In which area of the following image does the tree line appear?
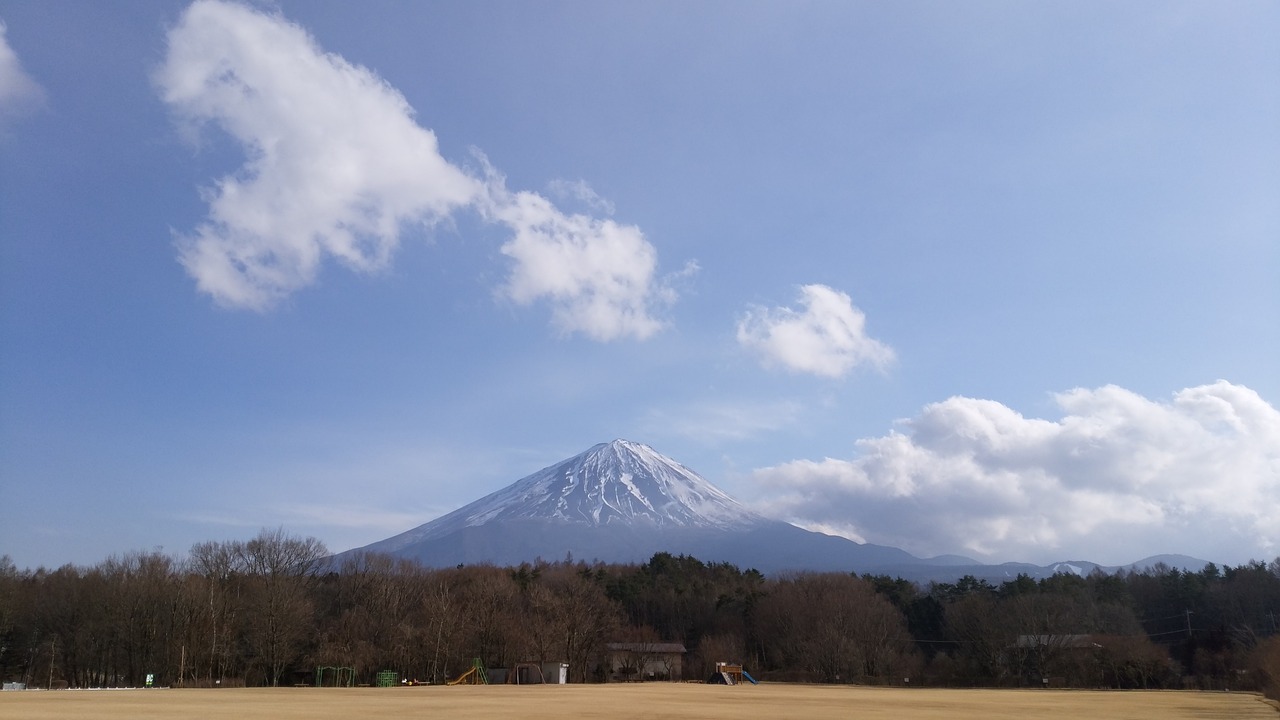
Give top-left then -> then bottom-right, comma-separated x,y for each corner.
2,529 -> 1278,699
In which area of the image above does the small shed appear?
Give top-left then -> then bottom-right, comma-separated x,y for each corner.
541,662 -> 569,684
606,642 -> 687,682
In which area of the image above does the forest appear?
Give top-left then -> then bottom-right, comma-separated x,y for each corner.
2,528 -> 1278,700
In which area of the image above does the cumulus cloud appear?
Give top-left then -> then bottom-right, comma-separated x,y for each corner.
480,163 -> 672,341
156,0 -> 480,309
157,0 -> 674,340
0,20 -> 45,123
738,284 -> 894,378
751,381 -> 1280,565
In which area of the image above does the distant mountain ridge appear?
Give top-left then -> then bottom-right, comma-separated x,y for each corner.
341,440 -> 1211,582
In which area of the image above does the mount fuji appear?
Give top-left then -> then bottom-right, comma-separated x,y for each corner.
343,439 -> 958,574
341,440 -> 1210,580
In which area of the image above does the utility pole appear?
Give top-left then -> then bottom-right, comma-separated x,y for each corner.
1185,609 -> 1193,638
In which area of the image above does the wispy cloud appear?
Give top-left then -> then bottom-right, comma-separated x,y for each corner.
642,398 -> 803,444
277,503 -> 431,533
157,0 -> 675,341
0,20 -> 45,125
176,505 -> 434,556
172,437 -> 499,550
738,284 -> 894,378
751,381 -> 1280,565
547,178 -> 616,216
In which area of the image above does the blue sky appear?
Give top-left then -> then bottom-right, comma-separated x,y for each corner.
1,0 -> 1277,570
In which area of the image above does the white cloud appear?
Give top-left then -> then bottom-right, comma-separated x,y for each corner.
157,0 -> 676,341
737,284 -> 894,378
480,162 -> 671,341
0,20 -> 45,123
156,0 -> 480,309
751,381 -> 1280,566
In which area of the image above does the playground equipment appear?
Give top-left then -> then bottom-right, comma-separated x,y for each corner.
506,663 -> 546,684
447,657 -> 489,685
314,666 -> 355,687
708,662 -> 759,685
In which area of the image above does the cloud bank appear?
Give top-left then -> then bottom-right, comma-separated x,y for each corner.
738,284 -> 894,378
157,0 -> 670,340
752,381 -> 1280,566
0,20 -> 45,123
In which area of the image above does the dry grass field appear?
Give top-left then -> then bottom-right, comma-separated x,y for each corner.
2,683 -> 1276,720
2,681 -> 1280,717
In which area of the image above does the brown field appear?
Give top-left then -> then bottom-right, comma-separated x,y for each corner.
1,683 -> 1276,720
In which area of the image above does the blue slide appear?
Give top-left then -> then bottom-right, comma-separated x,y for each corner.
741,670 -> 759,685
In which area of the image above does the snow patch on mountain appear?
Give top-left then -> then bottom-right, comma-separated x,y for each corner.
375,440 -> 766,552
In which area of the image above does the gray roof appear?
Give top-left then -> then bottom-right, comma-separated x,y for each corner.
606,642 -> 687,654
1014,634 -> 1101,649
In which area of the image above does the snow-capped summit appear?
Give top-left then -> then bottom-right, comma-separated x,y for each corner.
370,440 -> 765,554
465,439 -> 763,529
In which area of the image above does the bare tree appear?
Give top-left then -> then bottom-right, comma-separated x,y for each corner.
758,573 -> 913,684
522,581 -> 564,666
0,556 -> 19,672
944,591 -> 1013,685
547,566 -> 621,682
187,540 -> 242,684
693,632 -> 745,681
456,566 -> 519,671
1247,635 -> 1280,701
1096,634 -> 1177,688
420,572 -> 461,683
108,552 -> 184,686
236,529 -> 327,686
